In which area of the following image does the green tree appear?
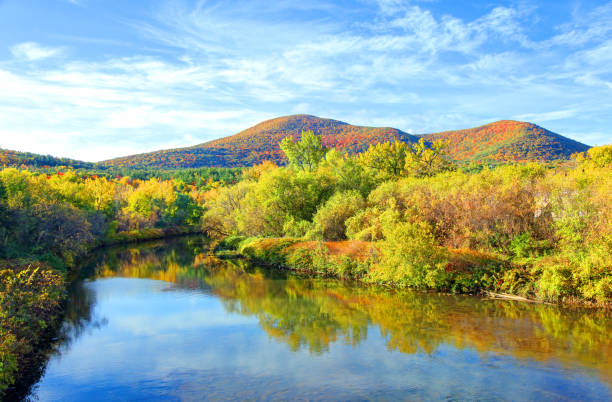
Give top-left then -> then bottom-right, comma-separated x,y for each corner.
235,168 -> 334,236
371,217 -> 450,289
358,141 -> 409,176
405,138 -> 454,177
574,144 -> 612,168
322,149 -> 378,197
280,130 -> 327,171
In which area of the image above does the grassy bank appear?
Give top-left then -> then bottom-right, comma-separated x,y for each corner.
218,236 -> 610,308
102,226 -> 204,246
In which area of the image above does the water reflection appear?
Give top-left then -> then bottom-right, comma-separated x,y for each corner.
34,237 -> 612,400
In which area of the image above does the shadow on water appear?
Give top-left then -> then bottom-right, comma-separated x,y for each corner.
22,236 -> 612,400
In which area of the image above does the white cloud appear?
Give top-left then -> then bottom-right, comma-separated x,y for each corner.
544,1 -> 612,47
10,42 -> 63,60
1,0 -> 612,160
514,109 -> 579,123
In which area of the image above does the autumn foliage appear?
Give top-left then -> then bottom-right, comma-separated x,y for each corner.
205,139 -> 611,306
101,115 -> 590,169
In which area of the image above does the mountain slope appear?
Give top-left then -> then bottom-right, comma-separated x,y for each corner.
423,120 -> 590,162
103,115 -> 419,168
101,115 -> 590,168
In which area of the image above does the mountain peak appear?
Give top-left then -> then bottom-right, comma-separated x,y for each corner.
427,119 -> 589,161
226,114 -> 350,141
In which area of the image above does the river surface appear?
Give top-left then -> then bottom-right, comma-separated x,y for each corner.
28,237 -> 611,401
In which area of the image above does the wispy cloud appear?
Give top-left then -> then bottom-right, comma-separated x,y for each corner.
515,109 -> 579,123
0,0 -> 611,161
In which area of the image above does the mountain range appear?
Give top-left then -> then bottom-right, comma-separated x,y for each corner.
101,115 -> 590,168
1,115 -> 591,169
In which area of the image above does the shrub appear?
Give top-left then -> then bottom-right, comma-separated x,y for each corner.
216,235 -> 247,251
346,207 -> 385,241
509,232 -> 535,258
282,218 -> 312,238
369,220 -> 450,289
311,190 -> 365,241
0,264 -> 64,396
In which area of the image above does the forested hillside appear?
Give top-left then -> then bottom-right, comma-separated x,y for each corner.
102,115 -> 418,168
3,116 -> 591,170
102,115 -> 591,168
423,120 -> 590,162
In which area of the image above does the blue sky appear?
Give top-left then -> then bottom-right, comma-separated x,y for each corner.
0,0 -> 611,161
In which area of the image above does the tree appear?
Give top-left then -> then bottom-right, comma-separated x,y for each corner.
322,149 -> 377,197
280,130 -> 327,171
126,178 -> 177,227
0,180 -> 9,257
358,141 -> 409,176
405,138 -> 454,177
32,203 -> 93,265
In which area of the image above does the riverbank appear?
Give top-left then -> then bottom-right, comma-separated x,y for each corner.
0,229 -> 205,399
0,260 -> 65,398
218,236 -> 611,309
101,226 -> 203,247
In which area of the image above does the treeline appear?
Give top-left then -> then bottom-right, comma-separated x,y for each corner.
205,132 -> 611,305
0,169 -> 221,266
2,158 -> 243,191
0,148 -> 96,169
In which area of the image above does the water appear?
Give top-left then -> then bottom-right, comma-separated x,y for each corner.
28,237 -> 611,401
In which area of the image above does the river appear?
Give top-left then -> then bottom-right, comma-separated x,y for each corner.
27,237 -> 611,401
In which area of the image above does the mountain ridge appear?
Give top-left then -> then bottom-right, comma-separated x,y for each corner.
101,115 -> 590,168
421,119 -> 590,162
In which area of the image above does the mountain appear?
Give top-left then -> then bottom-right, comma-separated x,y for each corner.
423,120 -> 590,162
98,115 -> 590,168
0,148 -> 95,169
102,115 -> 419,168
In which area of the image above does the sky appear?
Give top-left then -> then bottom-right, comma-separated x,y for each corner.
0,0 -> 611,162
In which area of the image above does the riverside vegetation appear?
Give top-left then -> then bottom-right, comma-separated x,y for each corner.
0,132 -> 610,397
0,168 -> 218,396
205,132 -> 611,307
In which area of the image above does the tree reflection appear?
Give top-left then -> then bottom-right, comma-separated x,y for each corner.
65,237 -> 612,386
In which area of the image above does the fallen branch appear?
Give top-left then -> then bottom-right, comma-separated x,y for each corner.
484,291 -> 553,305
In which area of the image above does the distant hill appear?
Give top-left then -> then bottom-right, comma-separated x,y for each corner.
423,120 -> 590,162
102,115 -> 590,169
0,148 -> 95,169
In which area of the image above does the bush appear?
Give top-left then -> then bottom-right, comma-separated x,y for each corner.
0,264 -> 64,396
216,235 -> 247,251
311,190 -> 365,241
509,232 -> 535,258
369,219 -> 450,289
234,168 -> 335,237
346,206 -> 385,241
282,218 -> 312,238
